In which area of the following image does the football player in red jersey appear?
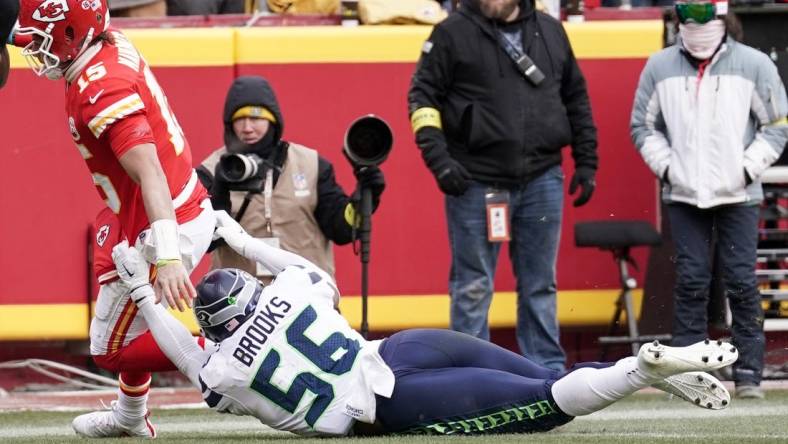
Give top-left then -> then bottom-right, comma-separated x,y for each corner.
15,0 -> 216,438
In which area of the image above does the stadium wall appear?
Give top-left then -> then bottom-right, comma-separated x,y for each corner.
0,22 -> 663,340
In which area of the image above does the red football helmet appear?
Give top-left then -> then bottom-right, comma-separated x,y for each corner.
16,0 -> 109,78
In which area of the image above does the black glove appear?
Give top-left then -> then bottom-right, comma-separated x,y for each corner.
416,127 -> 470,196
569,166 -> 596,207
744,169 -> 753,186
353,165 -> 386,212
210,163 -> 232,213
430,155 -> 471,196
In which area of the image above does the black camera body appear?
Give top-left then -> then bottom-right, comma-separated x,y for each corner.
218,153 -> 265,192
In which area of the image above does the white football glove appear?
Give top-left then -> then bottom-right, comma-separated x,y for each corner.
111,240 -> 153,303
213,210 -> 252,255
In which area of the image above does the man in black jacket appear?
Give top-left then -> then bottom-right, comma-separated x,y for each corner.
408,0 -> 598,370
0,0 -> 18,89
199,76 -> 385,279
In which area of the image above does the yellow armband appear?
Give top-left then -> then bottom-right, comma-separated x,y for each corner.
768,116 -> 787,126
410,107 -> 443,133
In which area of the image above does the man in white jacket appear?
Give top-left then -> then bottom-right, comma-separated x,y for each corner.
630,0 -> 788,399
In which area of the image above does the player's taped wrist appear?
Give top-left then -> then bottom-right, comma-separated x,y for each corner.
151,219 -> 181,262
129,283 -> 155,306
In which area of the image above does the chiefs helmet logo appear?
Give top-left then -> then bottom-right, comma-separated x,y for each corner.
96,224 -> 111,247
32,0 -> 70,23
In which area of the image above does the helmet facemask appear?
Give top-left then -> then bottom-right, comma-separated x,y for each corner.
16,27 -> 62,79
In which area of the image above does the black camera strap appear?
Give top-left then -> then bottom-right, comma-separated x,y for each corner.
496,30 -> 545,86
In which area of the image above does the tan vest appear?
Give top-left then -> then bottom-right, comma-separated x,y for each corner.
202,143 -> 335,278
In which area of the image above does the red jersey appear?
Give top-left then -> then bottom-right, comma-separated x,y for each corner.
65,30 -> 206,241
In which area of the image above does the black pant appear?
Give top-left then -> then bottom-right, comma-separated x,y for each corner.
667,203 -> 764,386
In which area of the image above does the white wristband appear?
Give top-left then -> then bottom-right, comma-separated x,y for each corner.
151,219 -> 181,261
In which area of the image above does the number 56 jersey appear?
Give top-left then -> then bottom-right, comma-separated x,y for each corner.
198,266 -> 396,437
64,29 -> 206,241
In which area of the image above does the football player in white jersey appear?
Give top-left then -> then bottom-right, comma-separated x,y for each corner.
108,210 -> 740,437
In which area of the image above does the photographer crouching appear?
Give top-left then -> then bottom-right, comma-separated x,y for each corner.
198,76 -> 385,279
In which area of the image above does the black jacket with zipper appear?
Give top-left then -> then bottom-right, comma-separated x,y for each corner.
408,0 -> 598,185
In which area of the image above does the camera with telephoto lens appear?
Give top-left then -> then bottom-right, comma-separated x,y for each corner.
217,153 -> 265,192
343,115 -> 393,168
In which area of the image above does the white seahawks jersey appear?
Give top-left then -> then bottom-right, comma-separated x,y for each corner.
197,265 -> 395,436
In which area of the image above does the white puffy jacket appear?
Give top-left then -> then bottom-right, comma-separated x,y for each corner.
631,38 -> 788,208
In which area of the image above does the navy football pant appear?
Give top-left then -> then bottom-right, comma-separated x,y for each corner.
368,329 -> 607,435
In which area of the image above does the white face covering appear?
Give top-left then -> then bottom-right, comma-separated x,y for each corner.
679,19 -> 726,60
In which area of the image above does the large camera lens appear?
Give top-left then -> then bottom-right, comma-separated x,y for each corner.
344,115 -> 393,167
220,153 -> 261,182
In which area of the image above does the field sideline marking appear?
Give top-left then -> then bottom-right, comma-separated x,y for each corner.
575,404 -> 788,421
557,432 -> 788,440
3,405 -> 787,439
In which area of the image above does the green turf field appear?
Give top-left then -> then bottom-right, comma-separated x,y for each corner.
2,391 -> 787,443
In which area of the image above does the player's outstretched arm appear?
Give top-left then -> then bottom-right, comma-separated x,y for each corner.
214,210 -> 336,286
111,241 -> 207,387
118,143 -> 196,312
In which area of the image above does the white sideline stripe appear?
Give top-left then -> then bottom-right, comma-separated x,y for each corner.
558,432 -> 788,440
577,404 -> 788,421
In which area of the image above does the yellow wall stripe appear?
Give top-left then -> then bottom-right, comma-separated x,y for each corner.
563,20 -> 664,60
236,21 -> 662,64
0,304 -> 90,340
124,28 -> 236,66
0,289 -> 641,340
235,25 -> 431,64
339,289 -> 643,330
8,21 -> 661,69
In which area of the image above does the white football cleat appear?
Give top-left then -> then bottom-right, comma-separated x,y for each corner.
653,371 -> 731,410
638,339 -> 738,379
72,401 -> 156,439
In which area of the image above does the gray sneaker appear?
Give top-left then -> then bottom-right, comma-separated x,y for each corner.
735,384 -> 765,399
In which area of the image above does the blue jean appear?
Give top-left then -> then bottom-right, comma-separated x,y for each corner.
667,203 -> 764,386
445,166 -> 566,370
